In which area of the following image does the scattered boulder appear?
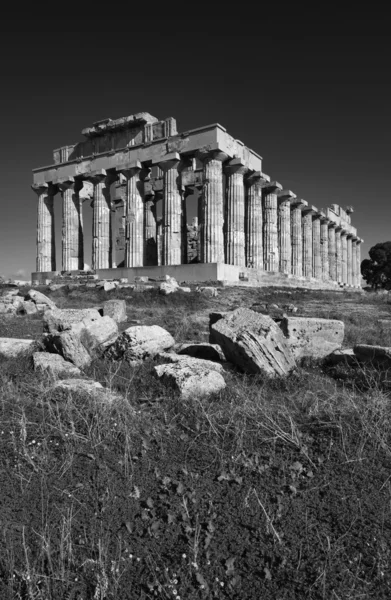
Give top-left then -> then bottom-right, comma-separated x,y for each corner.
158,352 -> 224,373
0,304 -> 16,315
107,325 -> 175,362
283,304 -> 298,313
179,286 -> 191,293
279,317 -> 344,360
102,281 -> 116,292
210,308 -> 296,377
103,299 -> 127,323
20,300 -> 38,315
45,330 -> 92,369
79,316 -> 119,352
135,276 -> 149,283
52,379 -> 124,404
27,289 -> 56,309
159,277 -> 180,295
33,352 -> 81,377
48,284 -> 67,292
0,338 -> 35,359
176,342 -> 226,362
209,312 -> 229,331
154,360 -> 226,399
198,286 -> 218,297
43,308 -> 101,334
354,345 -> 391,368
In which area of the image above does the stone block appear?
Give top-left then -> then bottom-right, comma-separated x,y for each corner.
0,338 -> 35,359
279,317 -> 344,360
154,360 -> 226,399
20,301 -> 38,315
135,276 -> 149,283
79,316 -> 119,353
157,352 -> 224,373
53,378 -> 123,403
103,281 -> 117,292
210,308 -> 296,377
27,290 -> 56,309
43,308 -> 101,334
103,299 -> 127,323
107,325 -> 175,362
198,286 -> 218,297
33,352 -> 81,377
45,331 -> 92,369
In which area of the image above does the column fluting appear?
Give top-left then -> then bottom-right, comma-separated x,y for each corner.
32,183 -> 57,272
90,170 -> 115,270
312,213 -> 322,279
225,159 -> 247,266
341,232 -> 348,285
263,182 -> 282,272
245,172 -> 264,269
347,235 -> 353,286
320,216 -> 329,280
302,208 -> 314,278
328,224 -> 337,281
59,177 -> 84,271
291,199 -> 307,277
335,228 -> 343,284
158,153 -> 183,266
198,151 -> 227,263
278,190 -> 296,274
117,162 -> 144,268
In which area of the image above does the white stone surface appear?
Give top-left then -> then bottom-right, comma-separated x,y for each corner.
210,308 -> 296,376
279,317 -> 344,360
27,289 -> 56,309
43,308 -> 101,334
158,352 -> 224,372
108,325 -> 175,361
0,338 -> 35,359
103,299 -> 127,323
33,352 -> 81,377
80,316 -> 119,352
154,361 -> 226,399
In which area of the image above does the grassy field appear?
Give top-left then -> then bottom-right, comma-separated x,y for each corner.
1,284 -> 391,599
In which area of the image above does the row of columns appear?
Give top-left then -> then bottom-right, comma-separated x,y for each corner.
33,152 -> 362,287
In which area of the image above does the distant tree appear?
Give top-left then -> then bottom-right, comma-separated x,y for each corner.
361,241 -> 391,289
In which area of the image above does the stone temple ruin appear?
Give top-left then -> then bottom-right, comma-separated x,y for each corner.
32,112 -> 363,288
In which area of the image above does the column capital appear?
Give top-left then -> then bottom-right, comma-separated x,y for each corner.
195,148 -> 228,163
291,198 -> 308,210
263,181 -> 283,193
277,189 -> 297,202
57,176 -> 83,193
225,158 -> 248,176
245,170 -> 270,185
32,182 -> 58,196
116,160 -> 142,177
302,204 -> 317,216
153,151 -> 181,171
87,169 -> 117,186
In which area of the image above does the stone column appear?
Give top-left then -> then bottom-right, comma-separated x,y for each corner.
341,231 -> 348,285
291,199 -> 307,277
277,190 -> 296,274
335,227 -> 343,284
245,172 -> 264,269
158,152 -> 183,266
312,213 -> 322,280
143,188 -> 158,266
347,235 -> 353,286
320,215 -> 329,280
198,150 -> 227,263
117,161 -> 144,268
58,177 -> 84,271
328,223 -> 337,281
302,207 -> 315,278
225,158 -> 247,266
32,183 -> 57,272
356,238 -> 362,287
263,182 -> 282,272
352,238 -> 358,288
89,170 -> 116,270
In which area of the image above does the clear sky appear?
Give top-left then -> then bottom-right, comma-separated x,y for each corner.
1,13 -> 390,279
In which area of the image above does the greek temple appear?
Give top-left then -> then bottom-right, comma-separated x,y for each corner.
31,112 -> 362,288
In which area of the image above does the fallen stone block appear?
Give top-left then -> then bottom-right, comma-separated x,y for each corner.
279,317 -> 344,360
0,338 -> 35,359
20,301 -> 38,315
210,308 -> 296,377
52,379 -> 125,404
179,286 -> 191,293
103,281 -> 117,292
176,342 -> 226,362
209,312 -> 229,332
103,299 -> 127,323
45,330 -> 92,369
135,276 -> 149,283
134,284 -> 155,292
354,345 -> 391,368
0,303 -> 16,315
159,280 -> 180,295
79,316 -> 119,353
157,352 -> 224,373
27,289 -> 56,309
33,352 -> 81,377
198,286 -> 218,297
107,325 -> 175,362
154,361 -> 226,399
43,308 -> 101,334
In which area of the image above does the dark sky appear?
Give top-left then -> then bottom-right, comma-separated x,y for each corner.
1,14 -> 390,278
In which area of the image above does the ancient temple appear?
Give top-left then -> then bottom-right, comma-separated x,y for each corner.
31,112 -> 362,288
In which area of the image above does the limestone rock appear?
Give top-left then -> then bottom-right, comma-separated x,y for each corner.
279,317 -> 344,360
210,308 -> 296,376
159,277 -> 180,295
45,331 -> 92,369
179,286 -> 191,293
27,289 -> 56,309
135,276 -> 149,283
20,300 -> 38,315
354,344 -> 391,368
0,303 -> 16,315
33,352 -> 81,377
209,312 -> 229,332
198,286 -> 218,297
52,378 -> 124,404
176,342 -> 226,362
79,316 -> 119,352
43,308 -> 101,334
108,325 -> 175,361
0,338 -> 35,359
103,299 -> 127,323
154,361 -> 226,399
103,281 -> 116,292
158,352 -> 224,373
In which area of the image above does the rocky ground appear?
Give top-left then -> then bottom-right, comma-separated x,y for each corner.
0,282 -> 391,599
